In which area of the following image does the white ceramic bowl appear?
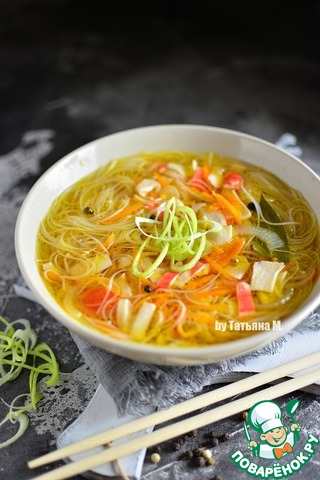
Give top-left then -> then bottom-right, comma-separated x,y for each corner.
15,125 -> 320,365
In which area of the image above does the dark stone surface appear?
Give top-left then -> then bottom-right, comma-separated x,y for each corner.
1,2 -> 320,479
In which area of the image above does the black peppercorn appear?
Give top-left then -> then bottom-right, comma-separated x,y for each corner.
247,202 -> 256,212
177,435 -> 186,444
83,207 -> 94,215
172,441 -> 182,451
192,448 -> 203,457
179,450 -> 193,460
149,445 -> 161,454
191,456 -> 206,467
144,285 -> 153,293
210,436 -> 219,447
219,432 -> 230,442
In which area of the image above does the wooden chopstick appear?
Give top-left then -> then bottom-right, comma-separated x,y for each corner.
28,351 -> 320,480
30,364 -> 320,480
29,350 -> 320,470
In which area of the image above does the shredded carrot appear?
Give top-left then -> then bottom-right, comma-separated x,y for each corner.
103,232 -> 115,248
132,291 -> 172,311
202,163 -> 210,180
184,273 -> 217,290
208,244 -> 225,257
207,203 -> 221,212
153,174 -> 170,187
102,203 -> 143,223
222,189 -> 242,208
97,233 -> 115,252
153,293 -> 175,308
148,190 -> 158,199
45,271 -> 62,283
189,187 -> 216,203
211,191 -> 243,224
220,238 -> 246,265
205,257 -> 237,281
205,237 -> 245,268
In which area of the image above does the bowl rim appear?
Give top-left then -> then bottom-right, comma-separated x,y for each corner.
14,124 -> 320,362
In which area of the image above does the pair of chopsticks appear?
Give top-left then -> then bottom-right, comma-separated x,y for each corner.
29,351 -> 320,480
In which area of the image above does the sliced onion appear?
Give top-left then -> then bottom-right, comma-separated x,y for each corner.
235,225 -> 284,251
0,413 -> 29,449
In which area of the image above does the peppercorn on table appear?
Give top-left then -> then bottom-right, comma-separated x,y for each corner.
1,2 -> 320,480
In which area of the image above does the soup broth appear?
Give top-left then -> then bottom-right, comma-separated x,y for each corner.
36,151 -> 320,346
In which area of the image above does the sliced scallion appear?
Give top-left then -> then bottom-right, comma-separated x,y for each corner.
133,197 -> 222,277
0,316 -> 59,449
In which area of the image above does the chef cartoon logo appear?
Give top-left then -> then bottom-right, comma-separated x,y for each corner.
245,399 -> 301,460
230,398 -> 320,478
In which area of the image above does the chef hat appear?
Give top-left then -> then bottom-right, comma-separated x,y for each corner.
248,401 -> 284,433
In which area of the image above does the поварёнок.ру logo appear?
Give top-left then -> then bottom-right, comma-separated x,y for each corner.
230,399 -> 319,478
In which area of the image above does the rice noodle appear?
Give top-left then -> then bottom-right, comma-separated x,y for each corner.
36,151 -> 320,347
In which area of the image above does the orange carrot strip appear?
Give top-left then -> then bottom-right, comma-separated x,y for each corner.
189,186 -> 216,203
102,203 -> 143,223
102,232 -> 115,249
222,189 -> 242,207
45,271 -> 62,283
153,174 -> 170,187
184,273 -> 217,291
209,244 -> 225,257
148,190 -> 158,199
208,203 -> 221,212
205,257 -> 237,281
133,291 -> 173,311
205,237 -> 245,267
211,191 -> 243,225
153,293 -> 175,307
97,233 -> 116,252
202,163 -> 210,180
219,238 -> 245,265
